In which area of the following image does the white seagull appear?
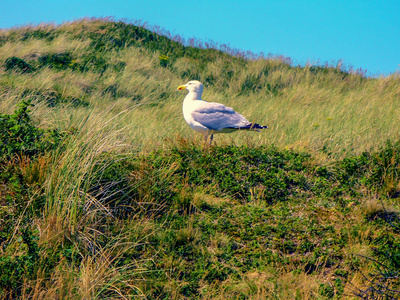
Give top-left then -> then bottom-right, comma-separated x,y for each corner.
177,80 -> 268,143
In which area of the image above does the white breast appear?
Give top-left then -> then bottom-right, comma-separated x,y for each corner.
182,95 -> 210,135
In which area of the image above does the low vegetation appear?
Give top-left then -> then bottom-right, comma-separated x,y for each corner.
0,18 -> 399,299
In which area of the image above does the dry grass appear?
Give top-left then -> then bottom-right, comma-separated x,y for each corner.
1,19 -> 400,299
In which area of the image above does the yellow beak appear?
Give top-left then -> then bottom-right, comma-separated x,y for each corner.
177,85 -> 186,90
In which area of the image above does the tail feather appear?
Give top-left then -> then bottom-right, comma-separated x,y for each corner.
240,123 -> 268,131
223,123 -> 268,133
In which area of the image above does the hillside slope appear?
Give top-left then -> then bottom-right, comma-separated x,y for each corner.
0,19 -> 399,299
1,18 -> 400,155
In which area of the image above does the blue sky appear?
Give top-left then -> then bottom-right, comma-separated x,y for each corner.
1,0 -> 399,76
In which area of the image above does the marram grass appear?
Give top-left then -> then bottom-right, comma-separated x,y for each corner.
0,18 -> 399,299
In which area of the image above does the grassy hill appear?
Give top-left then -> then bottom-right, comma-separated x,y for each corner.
0,18 -> 399,299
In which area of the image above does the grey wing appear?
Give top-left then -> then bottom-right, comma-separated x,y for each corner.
191,103 -> 250,131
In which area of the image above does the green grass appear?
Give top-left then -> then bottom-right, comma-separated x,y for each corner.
0,18 -> 399,299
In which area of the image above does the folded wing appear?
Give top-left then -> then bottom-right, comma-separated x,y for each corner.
191,102 -> 252,131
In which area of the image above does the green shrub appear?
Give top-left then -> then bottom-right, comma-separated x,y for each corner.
159,55 -> 170,68
4,57 -> 35,73
20,28 -> 58,41
336,140 -> 400,196
90,145 -> 314,216
0,100 -> 64,159
318,283 -> 334,298
79,52 -> 109,73
367,140 -> 400,193
0,229 -> 40,298
38,52 -> 73,70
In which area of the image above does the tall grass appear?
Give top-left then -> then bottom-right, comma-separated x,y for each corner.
44,105 -> 128,232
1,19 -> 399,156
0,18 -> 399,299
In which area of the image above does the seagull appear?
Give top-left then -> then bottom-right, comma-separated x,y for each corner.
177,80 -> 268,144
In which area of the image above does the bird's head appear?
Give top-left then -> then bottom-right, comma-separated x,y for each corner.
177,80 -> 203,94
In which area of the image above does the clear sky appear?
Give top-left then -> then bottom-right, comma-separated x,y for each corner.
1,0 -> 399,76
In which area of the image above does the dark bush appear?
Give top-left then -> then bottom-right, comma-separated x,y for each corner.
38,52 -> 73,70
0,100 -> 64,159
79,53 -> 109,74
0,229 -> 40,298
335,140 -> 400,195
4,57 -> 35,73
20,28 -> 58,41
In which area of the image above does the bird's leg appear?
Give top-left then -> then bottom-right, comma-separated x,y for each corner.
209,134 -> 214,145
204,134 -> 209,143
